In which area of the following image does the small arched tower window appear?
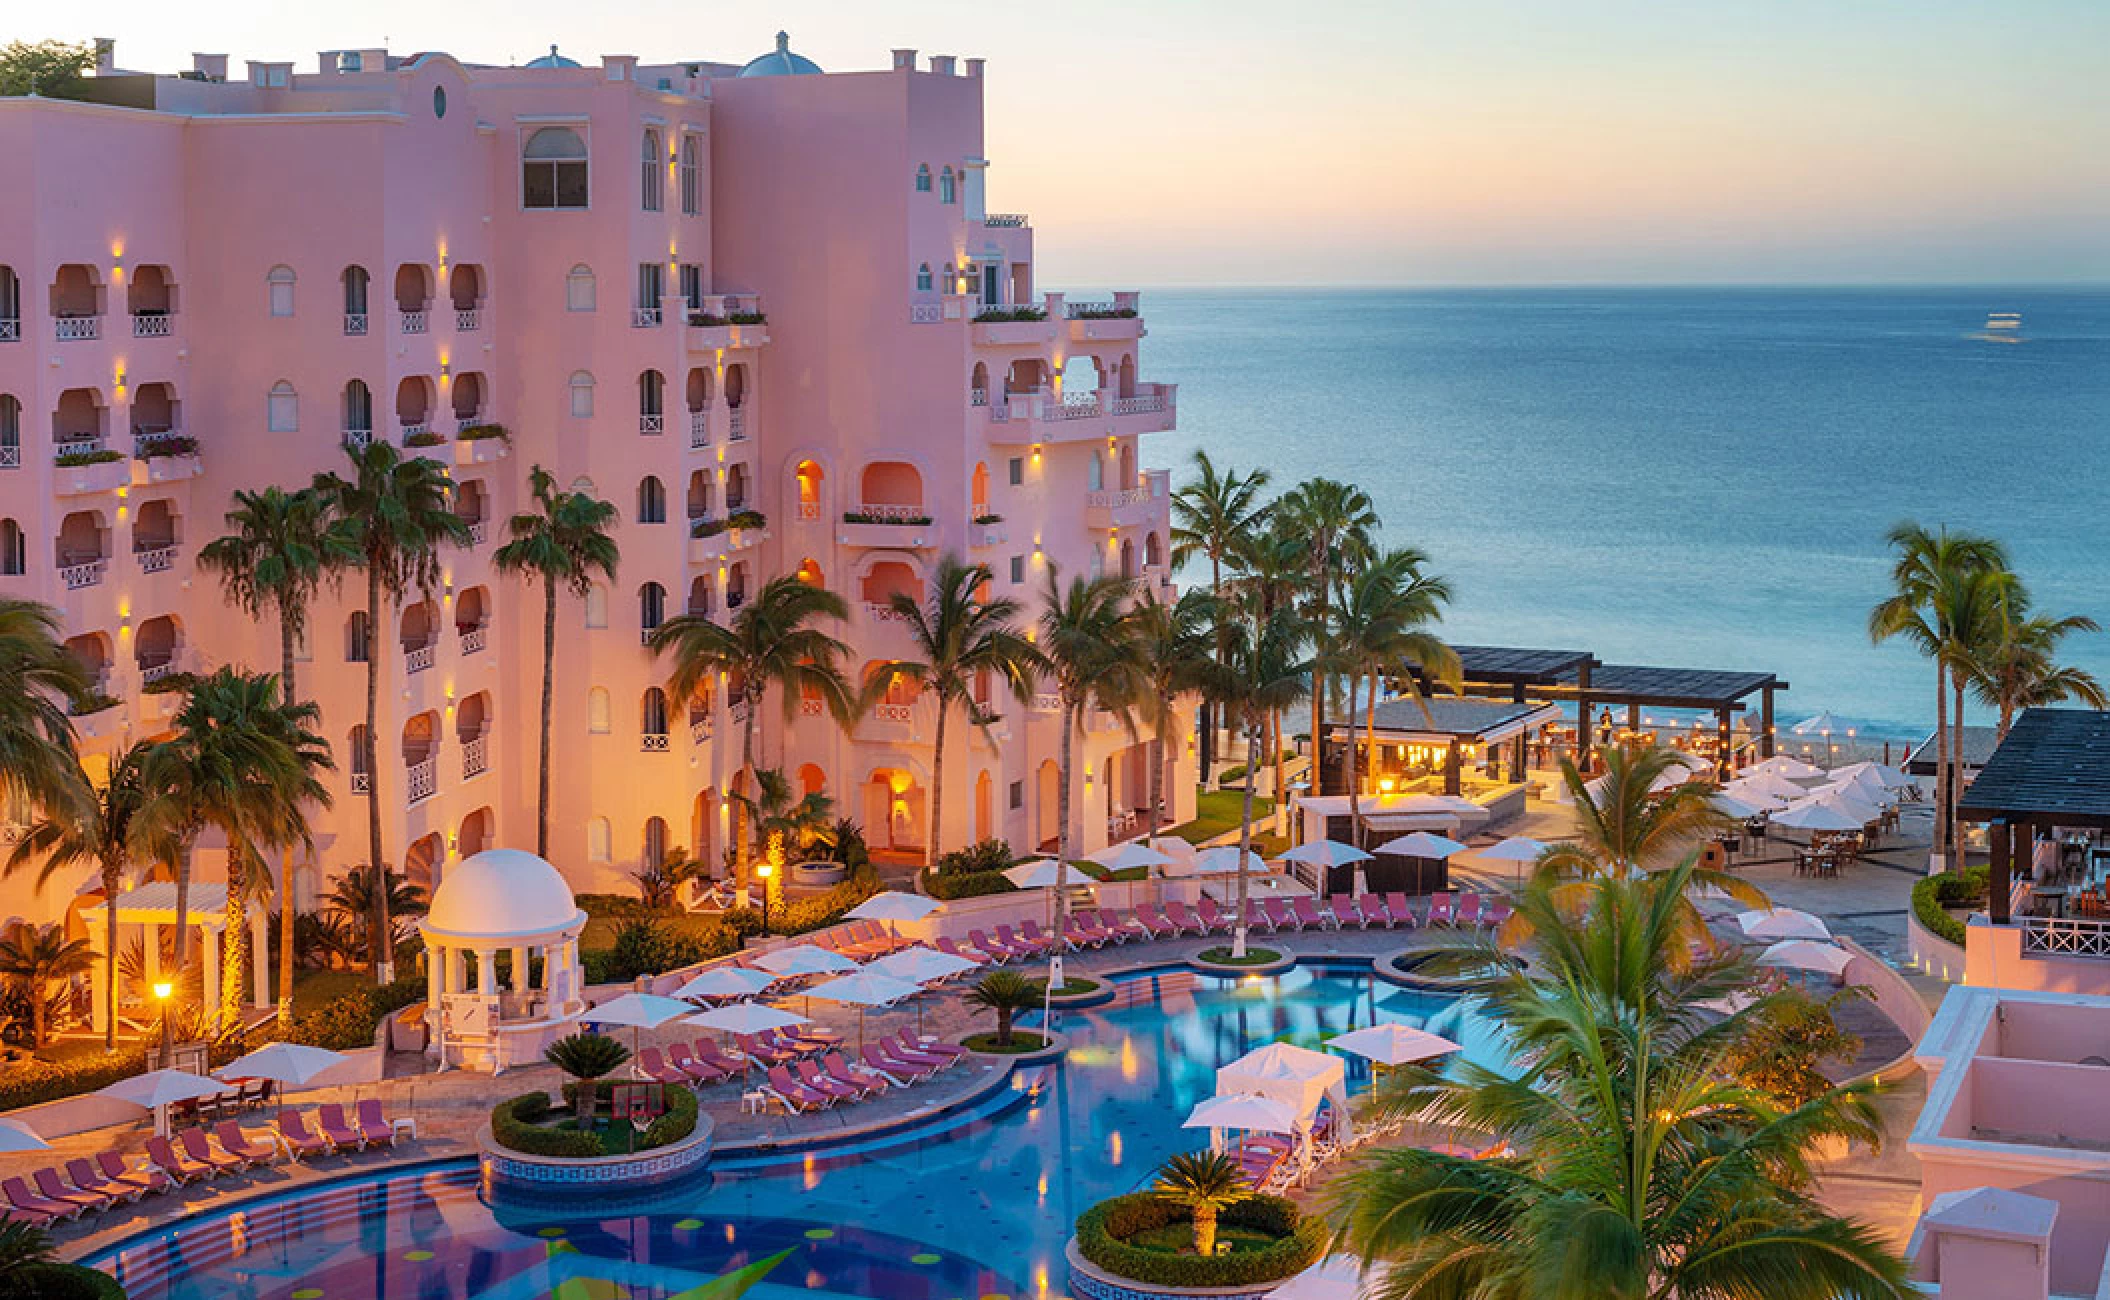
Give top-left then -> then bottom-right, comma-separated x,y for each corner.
915,163 -> 931,193
916,263 -> 932,292
267,265 -> 296,317
523,126 -> 589,209
566,264 -> 596,312
640,128 -> 664,211
939,166 -> 956,204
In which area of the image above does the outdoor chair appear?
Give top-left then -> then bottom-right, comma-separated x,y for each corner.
935,935 -> 990,964
1098,909 -> 1143,943
144,1136 -> 214,1184
1164,902 -> 1208,936
65,1159 -> 141,1205
737,1033 -> 797,1067
667,1042 -> 727,1085
1384,892 -> 1416,928
274,1109 -> 333,1160
1195,898 -> 1232,933
795,1058 -> 865,1102
898,1031 -> 967,1061
1242,900 -> 1272,934
1356,894 -> 1393,928
694,1040 -> 748,1076
178,1126 -> 247,1176
316,1104 -> 367,1152
861,1044 -> 928,1084
638,1047 -> 692,1087
879,1035 -> 951,1072
33,1167 -> 113,1215
1262,899 -> 1299,932
997,923 -> 1053,957
1331,896 -> 1363,929
967,928 -> 1020,962
1018,920 -> 1065,952
1455,894 -> 1483,927
825,1052 -> 891,1095
97,1150 -> 171,1196
1426,892 -> 1456,926
1062,915 -> 1102,948
2,1176 -> 78,1222
1132,905 -> 1180,939
764,1065 -> 832,1112
1291,897 -> 1333,930
214,1119 -> 278,1167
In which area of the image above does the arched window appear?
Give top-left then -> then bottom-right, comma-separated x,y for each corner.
267,265 -> 296,317
638,369 -> 664,432
639,582 -> 666,635
345,610 -> 371,662
523,126 -> 589,209
637,475 -> 666,524
587,687 -> 611,734
587,816 -> 611,862
640,128 -> 663,211
0,519 -> 24,575
642,688 -> 669,736
0,394 -> 19,464
939,166 -> 956,204
565,264 -> 596,312
267,381 -> 299,433
915,263 -> 932,292
1087,452 -> 1104,492
642,816 -> 668,868
342,380 -> 372,438
584,582 -> 607,628
568,371 -> 595,418
342,265 -> 369,320
916,163 -> 933,193
679,135 -> 703,215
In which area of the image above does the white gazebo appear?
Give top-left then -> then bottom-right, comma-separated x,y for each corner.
419,848 -> 588,1073
1217,1041 -> 1355,1147
78,883 -> 269,1035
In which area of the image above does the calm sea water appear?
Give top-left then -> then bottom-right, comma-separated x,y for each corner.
1140,286 -> 2110,738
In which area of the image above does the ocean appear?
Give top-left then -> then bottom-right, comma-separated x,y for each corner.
1137,286 -> 2110,741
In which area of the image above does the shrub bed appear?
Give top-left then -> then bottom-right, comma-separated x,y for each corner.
1,1261 -> 127,1300
1077,1193 -> 1324,1288
55,449 -> 124,467
921,868 -> 1016,901
1912,864 -> 1989,947
260,974 -> 426,1052
1197,947 -> 1282,967
961,1030 -> 1048,1054
490,1084 -> 699,1159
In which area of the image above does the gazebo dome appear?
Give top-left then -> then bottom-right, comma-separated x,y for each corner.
425,848 -> 582,941
525,45 -> 581,69
738,31 -> 822,78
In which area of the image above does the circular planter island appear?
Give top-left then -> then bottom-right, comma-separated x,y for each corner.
1067,1192 -> 1327,1300
1191,947 -> 1292,977
480,1084 -> 715,1194
789,859 -> 848,888
954,1025 -> 1068,1063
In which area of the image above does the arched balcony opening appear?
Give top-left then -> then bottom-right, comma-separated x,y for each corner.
0,519 -> 24,576
56,511 -> 107,585
341,265 -> 370,334
689,790 -> 718,875
449,264 -> 485,330
725,562 -> 749,610
1118,441 -> 1138,490
135,615 -> 181,683
1119,536 -> 1136,580
342,380 -> 374,446
1144,531 -> 1165,571
456,586 -> 490,652
794,459 -> 824,521
797,764 -> 827,798
1,393 -> 19,465
128,265 -> 176,335
451,371 -> 485,425
1117,353 -> 1137,400
64,633 -> 111,696
0,266 -> 20,338
639,581 -> 666,641
686,470 -> 714,523
971,462 -> 991,518
54,388 -> 107,452
401,711 -> 440,804
1005,359 -> 1047,397
453,478 -> 488,542
395,376 -> 435,441
724,364 -> 748,440
861,559 -> 921,623
457,692 -> 491,777
393,263 -> 433,332
403,832 -> 443,891
400,598 -> 440,674
51,264 -> 103,339
858,462 -> 924,521
970,362 -> 990,407
641,688 -> 670,751
794,557 -> 824,587
459,807 -> 494,858
684,368 -> 714,444
1059,354 -> 1104,401
133,498 -> 179,565
686,575 -> 715,619
862,767 -> 926,856
129,382 -> 181,444
725,464 -> 750,512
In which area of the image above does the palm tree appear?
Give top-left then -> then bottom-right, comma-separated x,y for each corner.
196,485 -> 352,1026
313,440 -> 469,981
1152,1151 -> 1252,1258
138,668 -> 333,1027
1869,523 -> 2008,870
1330,550 -> 1460,843
324,864 -> 427,962
1037,570 -> 1147,974
869,555 -> 1041,867
1170,452 -> 1271,773
0,922 -> 95,1049
1211,607 -> 1314,958
1230,521 -> 1315,821
1327,866 -> 1908,1300
1127,590 -> 1217,848
962,969 -> 1044,1047
493,464 -> 621,857
649,575 -> 856,889
0,599 -> 91,825
1964,595 -> 2106,739
733,768 -> 836,872
3,744 -> 169,1048
1276,478 -> 1377,796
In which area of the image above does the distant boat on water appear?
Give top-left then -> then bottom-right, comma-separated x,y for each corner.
1974,311 -> 2025,343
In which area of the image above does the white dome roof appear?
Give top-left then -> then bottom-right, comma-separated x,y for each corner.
423,848 -> 583,941
739,31 -> 822,78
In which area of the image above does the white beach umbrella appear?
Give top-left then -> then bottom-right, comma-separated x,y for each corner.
1277,840 -> 1373,869
1327,1023 -> 1462,1066
586,992 -> 694,1029
1149,836 -> 1198,863
1771,801 -> 1865,833
1469,835 -> 1547,883
846,891 -> 942,924
1696,991 -> 1761,1016
97,1069 -> 229,1111
1748,755 -> 1824,780
1089,841 -> 1178,873
1003,858 -> 1096,890
687,1002 -> 809,1035
672,966 -> 778,1001
807,970 -> 924,1051
1195,845 -> 1270,875
870,947 -> 977,985
1758,940 -> 1855,976
1709,792 -> 1768,819
1735,907 -> 1832,942
216,1042 -> 348,1088
0,1121 -> 50,1153
1815,769 -> 1894,804
1728,771 -> 1809,803
1377,831 -> 1468,859
753,944 -> 860,977
1815,790 -> 1886,824
1834,760 -> 1914,789
1183,1092 -> 1301,1135
1792,712 -> 1845,736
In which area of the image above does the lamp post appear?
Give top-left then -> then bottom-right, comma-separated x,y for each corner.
755,861 -> 773,937
152,980 -> 173,1068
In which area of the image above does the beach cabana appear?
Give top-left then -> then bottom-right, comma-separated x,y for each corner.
1217,1041 -> 1354,1148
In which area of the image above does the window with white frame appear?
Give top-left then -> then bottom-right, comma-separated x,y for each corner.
587,687 -> 611,733
568,370 -> 595,418
916,263 -> 932,292
680,135 -> 702,214
267,381 -> 299,433
267,265 -> 296,317
641,128 -> 663,211
522,126 -> 589,209
584,582 -> 607,628
565,264 -> 596,312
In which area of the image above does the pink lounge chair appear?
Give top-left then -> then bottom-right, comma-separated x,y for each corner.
1426,892 -> 1456,926
1455,894 -> 1483,927
825,1051 -> 890,1095
967,928 -> 1020,962
211,1119 -> 277,1168
1064,915 -> 1105,948
1195,898 -> 1232,933
935,935 -> 990,965
638,1047 -> 691,1087
997,924 -> 1052,957
1242,901 -> 1272,934
1484,899 -> 1514,929
765,1065 -> 832,1112
145,1136 -> 214,1184
274,1109 -> 333,1160
893,1030 -> 967,1062
316,1104 -> 367,1152
98,1150 -> 171,1195
1385,891 -> 1416,928
861,1044 -> 928,1084
1133,904 -> 1180,938
667,1042 -> 729,1084
738,1033 -> 797,1067
179,1126 -> 246,1176
1262,899 -> 1299,932
1018,920 -> 1065,953
66,1158 -> 142,1205
1357,894 -> 1393,928
1163,901 -> 1208,936
33,1167 -> 112,1214
795,1058 -> 865,1102
1291,897 -> 1333,930
1331,896 -> 1364,929
694,1039 -> 748,1076
1096,909 -> 1140,943
2,1176 -> 77,1222
876,1036 -> 950,1073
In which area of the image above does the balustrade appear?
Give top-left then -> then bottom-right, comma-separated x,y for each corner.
728,408 -> 747,440
632,306 -> 662,328
136,545 -> 176,574
131,314 -> 173,338
463,734 -> 488,778
639,414 -> 664,436
405,643 -> 436,675
406,759 -> 437,804
689,409 -> 712,447
343,313 -> 368,337
454,307 -> 482,332
54,316 -> 100,342
641,732 -> 670,753
61,560 -> 105,590
399,310 -> 428,335
2022,916 -> 2110,960
460,625 -> 487,655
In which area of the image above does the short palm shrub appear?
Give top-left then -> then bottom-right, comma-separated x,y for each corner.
0,1219 -> 122,1300
543,1031 -> 630,1082
963,970 -> 1043,1047
1151,1151 -> 1250,1256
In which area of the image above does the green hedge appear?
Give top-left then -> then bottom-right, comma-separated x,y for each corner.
1912,864 -> 1990,947
1,1262 -> 127,1300
260,974 -> 427,1052
920,868 -> 1016,901
490,1085 -> 699,1159
1076,1193 -> 1325,1288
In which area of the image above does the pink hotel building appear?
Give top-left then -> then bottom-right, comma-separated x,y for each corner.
0,36 -> 1192,959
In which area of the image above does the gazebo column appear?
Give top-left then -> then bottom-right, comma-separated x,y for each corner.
1760,687 -> 1776,759
1626,704 -> 1640,732
472,949 -> 494,997
1989,819 -> 2012,926
426,943 -> 444,1007
511,945 -> 530,994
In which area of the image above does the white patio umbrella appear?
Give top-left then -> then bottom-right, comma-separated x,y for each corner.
846,890 -> 942,945
584,991 -> 696,1075
1003,858 -> 1096,889
1278,840 -> 1373,869
1266,1256 -> 1368,1300
1184,1092 -> 1300,1135
1834,760 -> 1914,789
1696,991 -> 1761,1016
1376,831 -> 1467,859
686,1001 -> 812,1078
671,966 -> 778,1002
1088,841 -> 1178,873
1327,1023 -> 1462,1066
1771,800 -> 1865,833
1735,907 -> 1831,942
0,1120 -> 50,1153
1710,791 -> 1769,819
97,1069 -> 230,1138
1194,845 -> 1269,875
1470,835 -> 1546,884
1748,754 -> 1824,781
1814,790 -> 1886,824
216,1042 -> 348,1089
1792,712 -> 1844,736
869,947 -> 977,985
1726,771 -> 1807,804
807,970 -> 924,1051
1815,769 -> 1895,804
753,944 -> 860,977
1758,940 -> 1855,976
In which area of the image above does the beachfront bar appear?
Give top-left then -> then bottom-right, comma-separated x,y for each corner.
1312,696 -> 1562,827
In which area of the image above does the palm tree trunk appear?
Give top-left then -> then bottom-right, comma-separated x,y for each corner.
537,574 -> 557,858
31,985 -> 46,1050
172,839 -> 193,987
738,696 -> 758,890
1932,665 -> 1950,868
221,876 -> 246,1028
1234,723 -> 1260,960
1271,711 -> 1288,839
1054,700 -> 1077,986
278,606 -> 299,1027
102,861 -> 119,1050
927,700 -> 949,868
1203,552 -> 1224,776
1346,671 -> 1362,849
1952,673 -> 1968,864
365,565 -> 391,984
1148,718 -> 1167,849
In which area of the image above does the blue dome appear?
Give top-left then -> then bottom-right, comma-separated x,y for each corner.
525,44 -> 580,69
739,31 -> 822,78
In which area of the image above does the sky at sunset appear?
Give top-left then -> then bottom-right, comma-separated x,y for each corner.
21,0 -> 2108,286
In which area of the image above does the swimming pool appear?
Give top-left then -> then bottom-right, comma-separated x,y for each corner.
92,963 -> 1507,1300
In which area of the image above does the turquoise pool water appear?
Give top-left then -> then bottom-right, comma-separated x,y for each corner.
94,963 -> 1506,1300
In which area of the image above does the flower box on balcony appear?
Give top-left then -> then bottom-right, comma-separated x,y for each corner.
838,509 -> 936,550
55,452 -> 130,496
455,424 -> 512,465
403,430 -> 448,448
138,454 -> 203,485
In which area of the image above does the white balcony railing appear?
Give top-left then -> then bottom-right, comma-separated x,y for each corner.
969,387 -> 989,407
343,427 -> 373,450
689,409 -> 711,447
1086,486 -> 1154,510
797,501 -> 820,521
54,316 -> 100,342
1032,692 -> 1063,713
872,703 -> 913,724
641,732 -> 670,753
55,438 -> 104,460
131,314 -> 173,338
61,560 -> 106,590
1042,394 -> 1101,421
139,660 -> 180,685
632,306 -> 662,328
400,310 -> 428,335
2022,916 -> 2110,960
984,214 -> 1029,228
0,446 -> 19,469
460,625 -> 487,655
343,313 -> 368,337
864,601 -> 912,624
0,318 -> 18,342
400,422 -> 430,444
1110,392 -> 1168,416
465,520 -> 486,546
690,717 -> 714,747
136,545 -> 177,574
405,643 -> 436,675
454,307 -> 482,332
851,503 -> 929,524
728,408 -> 746,440
351,771 -> 372,795
639,413 -> 664,436
405,759 -> 437,804
462,734 -> 488,779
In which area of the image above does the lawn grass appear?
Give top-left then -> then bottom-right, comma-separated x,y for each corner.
1164,790 -> 1276,845
291,968 -> 376,1015
580,911 -> 733,952
962,1030 -> 1050,1054
1196,946 -> 1282,967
